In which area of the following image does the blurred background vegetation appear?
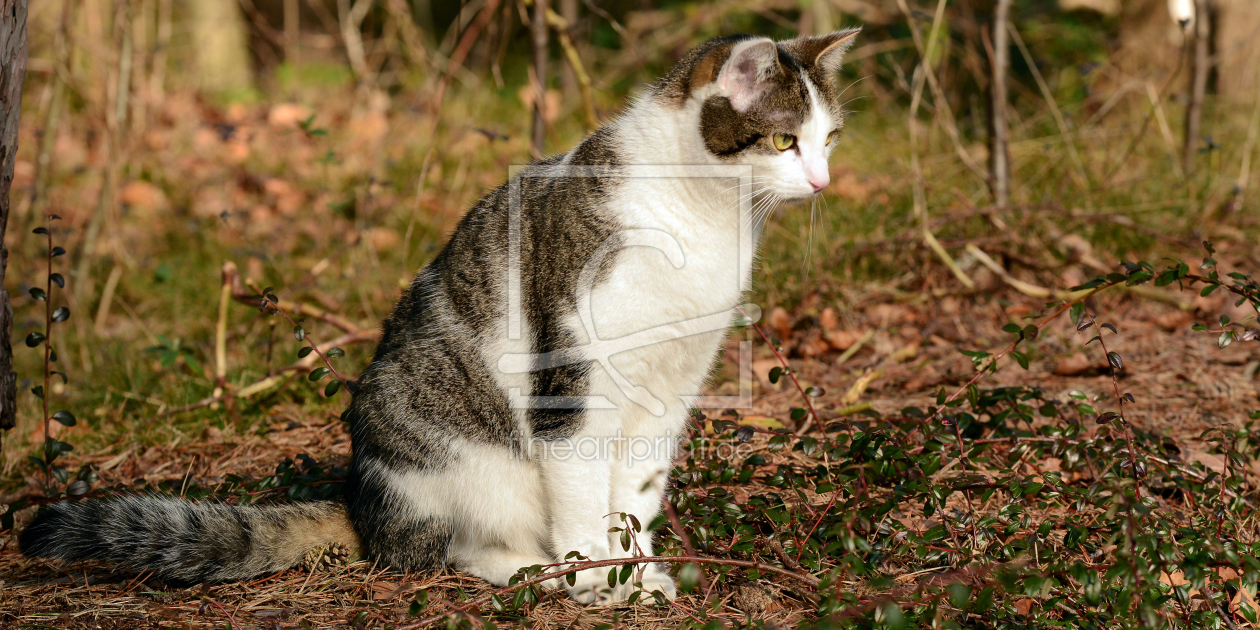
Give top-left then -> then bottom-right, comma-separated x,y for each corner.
3,0 -> 1259,471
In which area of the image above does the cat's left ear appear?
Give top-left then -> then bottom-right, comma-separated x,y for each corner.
715,37 -> 780,113
788,28 -> 861,74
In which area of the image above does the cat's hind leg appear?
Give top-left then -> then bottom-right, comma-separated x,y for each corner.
345,459 -> 455,571
443,443 -> 560,588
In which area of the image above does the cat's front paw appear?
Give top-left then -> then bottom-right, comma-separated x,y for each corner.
565,568 -> 627,605
633,566 -> 677,602
566,565 -> 677,605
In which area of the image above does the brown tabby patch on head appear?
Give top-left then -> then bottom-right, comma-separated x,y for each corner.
651,30 -> 860,160
779,31 -> 859,124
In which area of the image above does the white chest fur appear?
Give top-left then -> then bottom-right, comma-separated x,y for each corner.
569,170 -> 752,435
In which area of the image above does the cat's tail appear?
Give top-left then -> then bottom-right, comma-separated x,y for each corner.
18,496 -> 361,584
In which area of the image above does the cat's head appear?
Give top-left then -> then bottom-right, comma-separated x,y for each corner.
651,30 -> 860,200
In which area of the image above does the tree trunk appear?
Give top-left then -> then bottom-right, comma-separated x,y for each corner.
0,0 -> 27,432
1184,0 -> 1211,173
559,0 -> 577,100
988,0 -> 1012,208
530,0 -> 548,158
1214,0 -> 1260,101
188,0 -> 253,94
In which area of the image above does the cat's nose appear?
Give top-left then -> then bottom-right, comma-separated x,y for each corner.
805,161 -> 830,193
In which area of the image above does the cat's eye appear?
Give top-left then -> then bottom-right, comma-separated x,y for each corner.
826,130 -> 840,145
772,134 -> 796,151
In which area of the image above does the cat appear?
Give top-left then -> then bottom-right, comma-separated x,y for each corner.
20,29 -> 859,604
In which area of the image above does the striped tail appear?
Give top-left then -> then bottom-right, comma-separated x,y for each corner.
18,496 -> 360,584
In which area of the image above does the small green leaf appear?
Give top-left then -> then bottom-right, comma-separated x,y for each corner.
50,246 -> 66,257
183,354 -> 204,377
51,307 -> 70,323
327,347 -> 345,358
679,563 -> 702,593
33,227 -> 48,235
49,273 -> 64,288
768,366 -> 783,384
28,287 -> 46,301
946,582 -> 972,607
1219,331 -> 1235,348
52,411 -> 76,427
1070,303 -> 1085,326
309,367 -> 330,381
881,602 -> 906,629
298,346 -> 313,358
294,326 -> 306,341
408,590 -> 428,615
324,379 -> 342,397
25,332 -> 45,347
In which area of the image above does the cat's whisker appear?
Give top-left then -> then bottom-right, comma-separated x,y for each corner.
838,94 -> 871,110
835,73 -> 872,103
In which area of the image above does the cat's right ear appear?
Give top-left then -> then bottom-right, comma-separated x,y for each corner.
715,38 -> 779,113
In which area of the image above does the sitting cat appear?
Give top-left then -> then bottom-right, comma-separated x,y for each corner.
20,29 -> 859,604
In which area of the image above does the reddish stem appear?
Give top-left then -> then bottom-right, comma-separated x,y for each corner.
736,306 -> 829,438
263,297 -> 348,392
41,217 -> 52,485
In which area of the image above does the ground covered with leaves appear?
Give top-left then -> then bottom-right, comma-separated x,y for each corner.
3,250 -> 1259,628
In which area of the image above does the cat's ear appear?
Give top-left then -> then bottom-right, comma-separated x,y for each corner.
788,29 -> 861,75
715,38 -> 780,112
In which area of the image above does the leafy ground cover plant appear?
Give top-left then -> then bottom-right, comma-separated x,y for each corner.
4,243 -> 1256,629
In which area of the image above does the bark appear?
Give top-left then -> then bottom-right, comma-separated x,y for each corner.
188,0 -> 253,93
1184,0 -> 1211,173
530,0 -> 548,158
0,0 -> 27,431
988,0 -> 1012,208
1215,0 -> 1260,101
558,0 -> 577,99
